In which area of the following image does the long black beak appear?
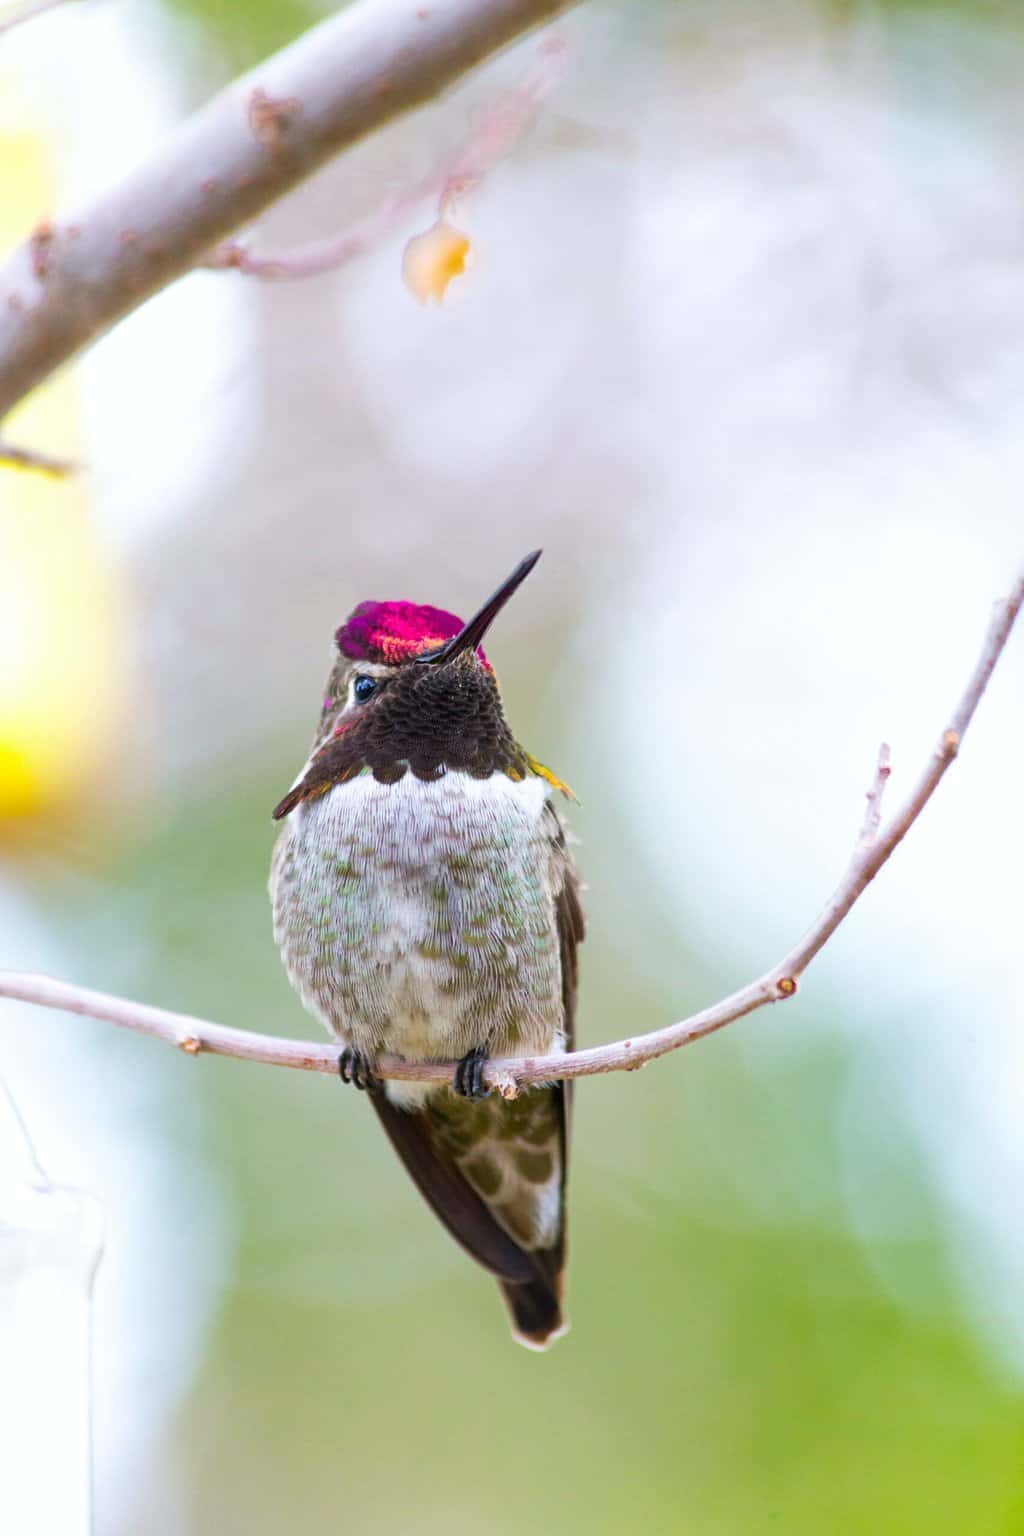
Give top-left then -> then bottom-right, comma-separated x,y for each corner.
416,550 -> 542,666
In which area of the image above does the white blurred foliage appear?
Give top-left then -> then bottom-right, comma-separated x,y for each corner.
0,1082 -> 102,1536
345,1 -> 1024,1380
11,0 -> 256,550
586,9 -> 1024,1376
0,888 -> 235,1536
3,7 -> 241,1530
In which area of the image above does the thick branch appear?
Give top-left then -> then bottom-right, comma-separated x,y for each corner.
2,571 -> 1021,1095
0,0 -> 576,420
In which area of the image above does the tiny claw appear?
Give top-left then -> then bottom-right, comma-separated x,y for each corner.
453,1045 -> 491,1100
338,1047 -> 380,1093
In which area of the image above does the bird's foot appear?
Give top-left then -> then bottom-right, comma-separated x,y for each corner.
453,1045 -> 491,1100
338,1047 -> 381,1093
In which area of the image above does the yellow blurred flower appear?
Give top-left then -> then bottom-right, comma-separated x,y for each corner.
0,121 -> 123,822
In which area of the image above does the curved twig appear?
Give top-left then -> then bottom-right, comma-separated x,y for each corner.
202,39 -> 566,283
1,570 -> 1021,1095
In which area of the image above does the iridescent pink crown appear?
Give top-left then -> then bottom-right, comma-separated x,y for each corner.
335,601 -> 489,668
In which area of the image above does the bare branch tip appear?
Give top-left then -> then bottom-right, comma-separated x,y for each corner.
0,440 -> 77,477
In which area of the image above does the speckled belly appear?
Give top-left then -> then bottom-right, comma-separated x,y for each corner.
270,770 -> 564,1063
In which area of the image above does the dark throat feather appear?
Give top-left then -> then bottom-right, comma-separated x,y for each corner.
273,658 -> 531,820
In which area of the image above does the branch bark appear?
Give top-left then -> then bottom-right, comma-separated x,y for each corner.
2,571 -> 1021,1096
0,0 -> 576,420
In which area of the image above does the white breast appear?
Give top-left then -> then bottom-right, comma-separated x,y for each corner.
270,769 -> 565,1072
310,768 -> 550,857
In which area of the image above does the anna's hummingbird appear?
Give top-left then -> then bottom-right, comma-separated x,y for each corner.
269,551 -> 583,1349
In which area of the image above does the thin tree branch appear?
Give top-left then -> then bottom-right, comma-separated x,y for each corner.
203,37 -> 566,282
0,439 -> 76,476
2,570 -> 1021,1095
855,740 -> 890,852
0,0 -> 577,421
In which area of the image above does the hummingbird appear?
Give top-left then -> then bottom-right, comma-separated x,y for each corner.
269,551 -> 583,1349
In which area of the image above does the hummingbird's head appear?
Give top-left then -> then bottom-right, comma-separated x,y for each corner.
273,552 -> 570,818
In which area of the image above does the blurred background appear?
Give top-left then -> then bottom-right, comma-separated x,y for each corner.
2,0 -> 1024,1530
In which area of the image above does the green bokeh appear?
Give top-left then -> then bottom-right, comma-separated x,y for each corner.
159,0 -> 332,72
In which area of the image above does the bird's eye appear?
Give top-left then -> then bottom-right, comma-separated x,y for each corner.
353,675 -> 377,704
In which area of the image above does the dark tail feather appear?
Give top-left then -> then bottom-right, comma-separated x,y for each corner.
369,1089 -> 569,1347
369,1091 -> 533,1282
500,1272 -> 566,1351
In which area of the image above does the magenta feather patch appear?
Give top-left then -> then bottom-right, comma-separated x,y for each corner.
335,601 -> 489,668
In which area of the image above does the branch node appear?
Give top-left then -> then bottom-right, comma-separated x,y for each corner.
776,976 -> 798,998
248,87 -> 302,154
209,241 -> 246,270
29,219 -> 54,282
856,740 -> 892,850
179,1036 -> 202,1056
942,729 -> 961,758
